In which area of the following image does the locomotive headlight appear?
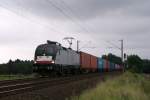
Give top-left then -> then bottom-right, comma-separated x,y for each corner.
34,61 -> 37,64
51,60 -> 55,64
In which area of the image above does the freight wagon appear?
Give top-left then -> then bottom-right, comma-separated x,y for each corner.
80,52 -> 97,73
109,62 -> 115,72
97,58 -> 104,72
103,59 -> 109,72
97,58 -> 123,73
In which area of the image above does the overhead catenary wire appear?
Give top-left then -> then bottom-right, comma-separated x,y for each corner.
59,0 -> 97,33
1,0 -> 98,48
1,0 -> 95,36
45,0 -> 91,33
106,40 -> 121,50
57,0 -> 93,33
0,1 -> 65,34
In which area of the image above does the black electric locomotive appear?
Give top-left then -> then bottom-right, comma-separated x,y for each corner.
33,40 -> 80,76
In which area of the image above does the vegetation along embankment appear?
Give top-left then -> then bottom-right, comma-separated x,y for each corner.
71,72 -> 150,100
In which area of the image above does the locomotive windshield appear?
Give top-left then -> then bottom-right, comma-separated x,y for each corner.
35,44 -> 58,57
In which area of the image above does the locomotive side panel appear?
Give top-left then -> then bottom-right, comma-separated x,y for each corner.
55,48 -> 80,67
68,49 -> 80,66
55,48 -> 68,65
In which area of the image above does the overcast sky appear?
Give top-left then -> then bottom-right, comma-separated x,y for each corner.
0,0 -> 150,63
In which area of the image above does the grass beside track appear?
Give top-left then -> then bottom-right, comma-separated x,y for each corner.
0,74 -> 35,80
70,72 -> 150,100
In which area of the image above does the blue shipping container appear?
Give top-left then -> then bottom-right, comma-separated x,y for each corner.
97,58 -> 103,72
110,62 -> 115,71
112,63 -> 115,71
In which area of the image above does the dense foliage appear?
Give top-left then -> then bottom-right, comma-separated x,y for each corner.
126,55 -> 143,73
0,59 -> 33,75
142,59 -> 150,73
125,55 -> 150,73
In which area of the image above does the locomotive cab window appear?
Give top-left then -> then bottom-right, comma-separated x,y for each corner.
35,45 -> 57,56
46,46 -> 55,55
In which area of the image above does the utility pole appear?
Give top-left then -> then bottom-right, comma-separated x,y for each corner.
120,39 -> 123,62
106,40 -> 124,62
106,40 -> 124,72
120,39 -> 125,72
77,40 -> 80,52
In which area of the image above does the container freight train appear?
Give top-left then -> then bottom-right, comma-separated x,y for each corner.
33,40 -> 123,76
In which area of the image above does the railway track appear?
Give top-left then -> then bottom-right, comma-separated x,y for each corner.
0,77 -> 48,86
0,73 -> 101,98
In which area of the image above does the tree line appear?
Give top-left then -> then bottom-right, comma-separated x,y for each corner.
0,59 -> 33,75
126,55 -> 150,73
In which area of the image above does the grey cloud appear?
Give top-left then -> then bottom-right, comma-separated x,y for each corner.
1,0 -> 149,20
0,0 -> 150,62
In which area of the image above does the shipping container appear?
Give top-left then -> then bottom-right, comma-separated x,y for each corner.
120,65 -> 124,71
104,59 -> 109,72
118,64 -> 123,71
115,64 -> 119,71
97,58 -> 104,72
112,63 -> 115,71
110,62 -> 115,71
80,52 -> 97,72
80,52 -> 90,69
115,64 -> 117,70
103,59 -> 106,72
90,55 -> 98,71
